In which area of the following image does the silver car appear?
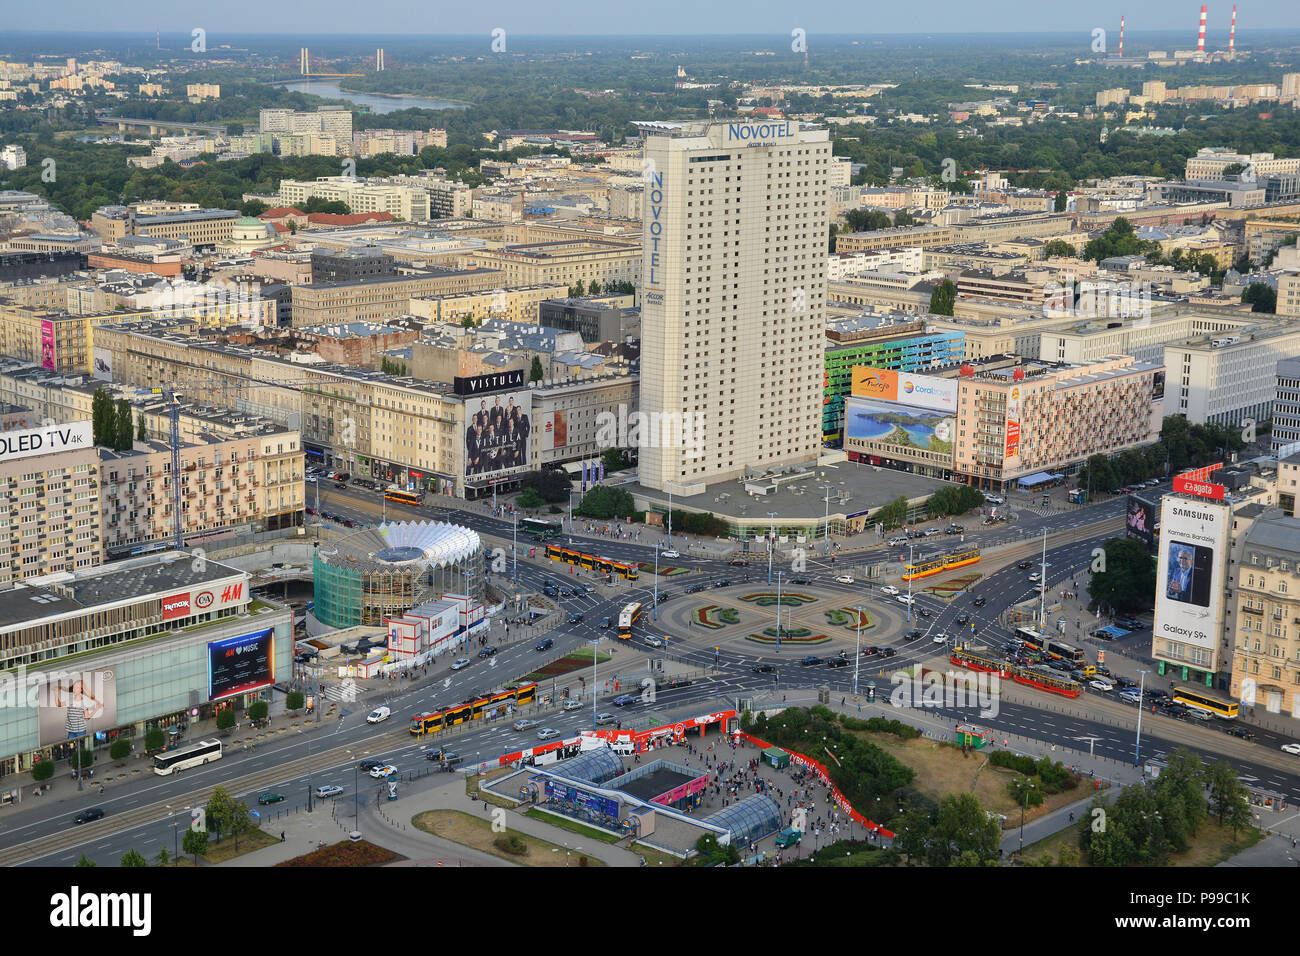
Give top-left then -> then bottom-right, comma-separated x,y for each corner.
536,728 -> 561,740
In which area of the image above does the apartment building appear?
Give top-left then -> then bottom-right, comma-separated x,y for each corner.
426,178 -> 475,219
1278,272 -> 1300,318
637,119 -> 831,494
835,225 -> 954,254
0,302 -> 156,374
463,240 -> 640,289
278,178 -> 429,222
259,108 -> 352,154
1165,325 -> 1300,427
288,266 -> 502,327
90,205 -> 240,247
952,355 -> 1162,490
409,284 -> 569,327
1184,148 -> 1300,182
1227,509 -> 1300,719
0,421 -> 101,587
1273,357 -> 1300,453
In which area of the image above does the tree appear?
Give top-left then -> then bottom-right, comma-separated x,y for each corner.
893,210 -> 917,227
928,279 -> 956,316
587,279 -> 602,296
247,700 -> 268,722
120,849 -> 149,867
114,398 -> 133,451
145,727 -> 165,754
460,316 -> 476,329
92,387 -> 113,446
517,469 -> 571,503
1054,188 -> 1069,212
1206,762 -> 1250,833
928,792 -> 1002,866
828,223 -> 838,253
517,487 -> 546,509
215,708 -> 236,734
136,412 -> 147,441
529,356 -> 544,383
601,447 -> 626,474
1241,282 -> 1276,314
182,826 -> 208,864
110,738 -> 131,762
239,198 -> 268,217
31,759 -> 53,783
1089,537 -> 1157,614
1044,239 -> 1074,258
575,486 -> 635,520
153,847 -> 172,867
69,745 -> 94,775
205,786 -> 237,842
227,800 -> 253,852
75,855 -> 97,867
844,209 -> 892,232
285,690 -> 305,711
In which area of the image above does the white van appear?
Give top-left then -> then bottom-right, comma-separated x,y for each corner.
366,706 -> 391,724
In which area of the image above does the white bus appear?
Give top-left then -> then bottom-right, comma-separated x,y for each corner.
153,738 -> 222,775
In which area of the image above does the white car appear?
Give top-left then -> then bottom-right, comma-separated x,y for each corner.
513,718 -> 540,731
450,657 -> 470,670
896,595 -> 916,606
369,764 -> 397,778
644,636 -> 664,648
986,495 -> 1004,505
834,575 -> 854,584
1089,680 -> 1114,692
562,699 -> 584,711
888,537 -> 907,546
1282,743 -> 1300,755
932,633 -> 949,644
536,728 -> 560,740
366,706 -> 390,724
661,550 -> 681,559
315,784 -> 345,798
881,585 -> 900,595
1028,572 -> 1042,582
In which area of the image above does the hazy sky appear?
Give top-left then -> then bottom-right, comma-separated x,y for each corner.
7,0 -> 1300,37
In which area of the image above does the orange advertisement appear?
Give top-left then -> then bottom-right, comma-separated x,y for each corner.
851,367 -> 898,399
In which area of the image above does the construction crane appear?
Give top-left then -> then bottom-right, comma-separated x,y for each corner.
145,375 -> 321,554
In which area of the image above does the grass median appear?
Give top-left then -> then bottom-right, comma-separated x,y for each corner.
413,809 -> 606,866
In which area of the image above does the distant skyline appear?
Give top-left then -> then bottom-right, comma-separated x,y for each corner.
6,1 -> 1300,38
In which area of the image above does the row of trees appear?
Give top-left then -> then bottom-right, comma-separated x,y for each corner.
1077,416 -> 1251,495
925,484 -> 985,519
1089,538 -> 1158,615
91,387 -> 142,451
1079,749 -> 1250,866
566,279 -> 636,298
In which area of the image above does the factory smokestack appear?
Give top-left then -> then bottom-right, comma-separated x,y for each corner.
1197,5 -> 1208,52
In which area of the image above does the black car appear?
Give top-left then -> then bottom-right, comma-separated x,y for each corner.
1017,561 -> 1033,570
1225,726 -> 1255,741
946,525 -> 965,534
567,614 -> 583,625
955,612 -> 970,624
881,647 -> 897,658
752,663 -> 776,673
599,616 -> 612,629
861,646 -> 879,656
359,758 -> 384,771
905,629 -> 923,641
800,655 -> 824,666
74,807 -> 105,825
535,638 -> 554,652
686,584 -> 706,594
728,559 -> 749,567
713,579 -> 731,589
826,658 -> 849,668
478,645 -> 498,658
657,592 -> 670,603
917,608 -> 931,619
791,577 -> 811,585
972,597 -> 986,607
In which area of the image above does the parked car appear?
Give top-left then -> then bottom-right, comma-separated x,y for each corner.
73,808 -> 105,825
881,585 -> 900,595
535,638 -> 554,652
986,495 -> 1004,505
888,537 -> 907,546
946,525 -> 965,535
834,574 -> 854,584
478,646 -> 498,658
1119,690 -> 1142,704
450,657 -> 471,670
922,528 -> 941,537
315,785 -> 345,798
258,792 -> 286,805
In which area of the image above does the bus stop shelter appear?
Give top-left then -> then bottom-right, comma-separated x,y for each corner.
1016,472 -> 1064,489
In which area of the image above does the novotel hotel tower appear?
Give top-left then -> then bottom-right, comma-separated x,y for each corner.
638,120 -> 831,495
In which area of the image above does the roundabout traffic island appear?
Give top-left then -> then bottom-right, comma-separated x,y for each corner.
740,591 -> 817,607
638,563 -> 691,576
825,607 -> 875,630
920,572 -> 982,598
693,604 -> 740,628
744,631 -> 831,647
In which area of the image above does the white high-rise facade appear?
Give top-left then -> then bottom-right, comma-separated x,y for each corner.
639,120 -> 830,495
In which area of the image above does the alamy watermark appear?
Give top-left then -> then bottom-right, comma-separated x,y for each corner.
1042,278 -> 1153,321
889,668 -> 999,719
0,666 -> 108,710
595,405 -> 705,459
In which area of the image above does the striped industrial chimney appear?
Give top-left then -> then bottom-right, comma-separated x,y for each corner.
1197,5 -> 1208,52
1229,4 -> 1237,54
1119,15 -> 1125,57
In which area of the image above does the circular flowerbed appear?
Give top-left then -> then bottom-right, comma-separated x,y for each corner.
825,607 -> 875,630
741,591 -> 817,607
744,633 -> 831,646
693,605 -> 740,629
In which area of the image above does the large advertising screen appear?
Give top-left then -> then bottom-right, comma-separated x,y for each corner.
1125,495 -> 1157,553
1154,498 -> 1228,654
40,319 -> 55,370
92,347 -> 113,382
208,628 -> 275,701
850,368 -> 958,413
844,396 -> 955,454
34,668 -> 118,747
1005,385 -> 1022,459
0,421 -> 92,466
464,390 -> 532,478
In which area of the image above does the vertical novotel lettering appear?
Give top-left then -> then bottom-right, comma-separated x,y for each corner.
647,170 -> 663,287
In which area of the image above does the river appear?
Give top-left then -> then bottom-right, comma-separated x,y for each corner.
275,80 -> 468,114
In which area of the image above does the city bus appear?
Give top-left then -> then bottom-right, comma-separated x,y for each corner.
1015,628 -> 1086,666
618,602 -> 644,640
545,545 -> 639,580
384,487 -> 424,506
1172,687 -> 1239,719
521,518 -> 563,540
410,682 -> 539,736
152,738 -> 222,775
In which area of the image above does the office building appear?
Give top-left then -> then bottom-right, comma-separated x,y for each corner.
278,177 -> 429,223
1227,509 -> 1300,719
1166,325 -> 1300,427
1273,357 -> 1300,453
637,119 -> 831,493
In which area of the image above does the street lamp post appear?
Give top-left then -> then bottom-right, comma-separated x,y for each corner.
1038,528 -> 1048,632
306,729 -> 313,813
666,484 -> 673,544
853,604 -> 864,697
822,484 -> 834,556
568,490 -> 575,532
652,543 -> 659,621
512,511 -> 518,588
907,543 -> 914,623
354,761 -> 359,832
776,570 -> 783,654
592,638 -> 600,732
767,512 -> 778,585
1134,669 -> 1149,766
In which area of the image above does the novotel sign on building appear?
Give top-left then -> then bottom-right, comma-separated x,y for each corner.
0,421 -> 93,465
721,121 -> 797,147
